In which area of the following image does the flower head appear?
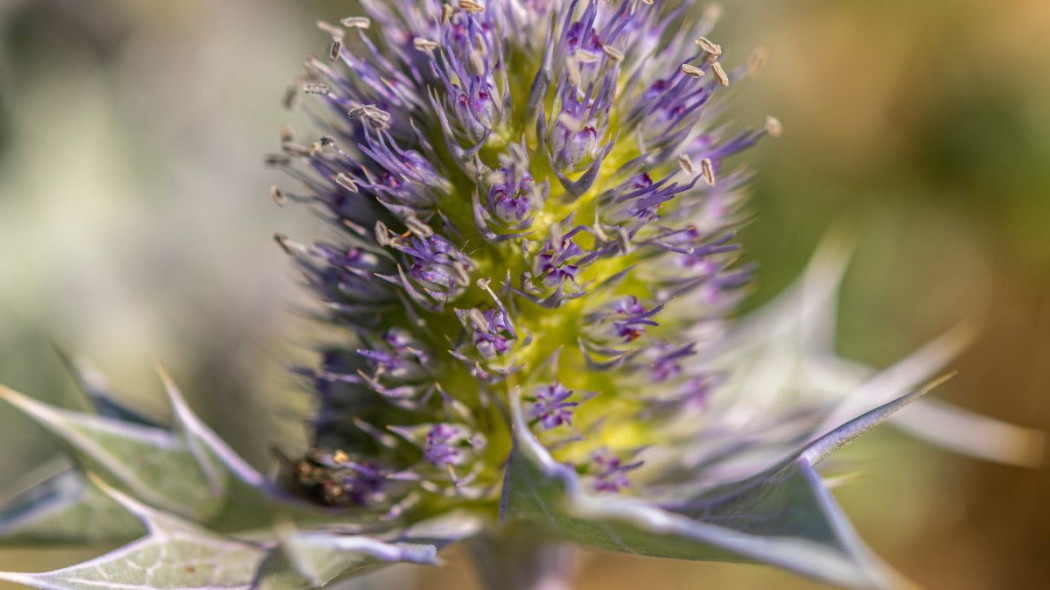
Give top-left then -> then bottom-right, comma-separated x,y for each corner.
270,0 -> 770,510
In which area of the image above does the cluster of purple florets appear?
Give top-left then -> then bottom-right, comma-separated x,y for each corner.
272,0 -> 775,510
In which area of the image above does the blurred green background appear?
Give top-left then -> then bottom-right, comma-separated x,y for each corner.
0,0 -> 1047,588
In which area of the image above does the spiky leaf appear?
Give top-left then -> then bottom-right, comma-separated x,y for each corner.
499,382 -> 950,590
253,511 -> 485,590
0,468 -> 143,545
0,370 -> 277,525
0,480 -> 265,590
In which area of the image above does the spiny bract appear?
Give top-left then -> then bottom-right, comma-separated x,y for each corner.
0,2 -> 1042,590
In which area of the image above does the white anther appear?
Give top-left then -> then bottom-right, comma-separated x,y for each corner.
748,46 -> 768,77
460,0 -> 485,14
565,58 -> 582,87
694,36 -> 722,56
413,38 -> 439,52
711,62 -> 729,86
341,17 -> 371,29
602,45 -> 624,62
556,113 -> 583,133
574,49 -> 600,65
269,185 -> 286,206
316,20 -> 344,38
765,116 -> 783,137
405,216 -> 435,239
700,158 -> 716,186
678,154 -> 695,174
680,63 -> 705,78
335,173 -> 359,192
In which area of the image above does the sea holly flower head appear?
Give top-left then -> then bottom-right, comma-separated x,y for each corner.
0,2 -> 1044,590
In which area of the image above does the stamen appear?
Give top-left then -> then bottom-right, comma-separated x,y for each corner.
316,21 -> 344,38
680,63 -> 705,78
270,185 -> 286,206
765,116 -> 783,137
700,158 -> 716,186
414,38 -> 439,52
340,17 -> 371,29
748,46 -> 769,77
711,62 -> 730,87
602,46 -> 624,62
574,49 -> 600,65
694,37 -> 723,56
335,173 -> 359,192
348,104 -> 393,129
273,233 -> 292,254
702,4 -> 724,27
460,0 -> 485,15
405,216 -> 435,238
556,113 -> 582,133
678,154 -> 695,174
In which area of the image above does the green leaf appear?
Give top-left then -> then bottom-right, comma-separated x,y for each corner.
0,366 -> 276,524
253,511 -> 484,590
0,478 -> 267,590
0,468 -> 144,545
253,530 -> 436,590
0,383 -> 226,521
499,383 -> 946,590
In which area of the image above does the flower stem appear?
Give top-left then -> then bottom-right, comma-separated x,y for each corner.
466,526 -> 578,590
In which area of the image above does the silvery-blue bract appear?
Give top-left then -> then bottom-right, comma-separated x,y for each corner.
0,1 -> 1042,589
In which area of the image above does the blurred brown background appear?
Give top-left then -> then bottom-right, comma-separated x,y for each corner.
0,0 -> 1047,588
